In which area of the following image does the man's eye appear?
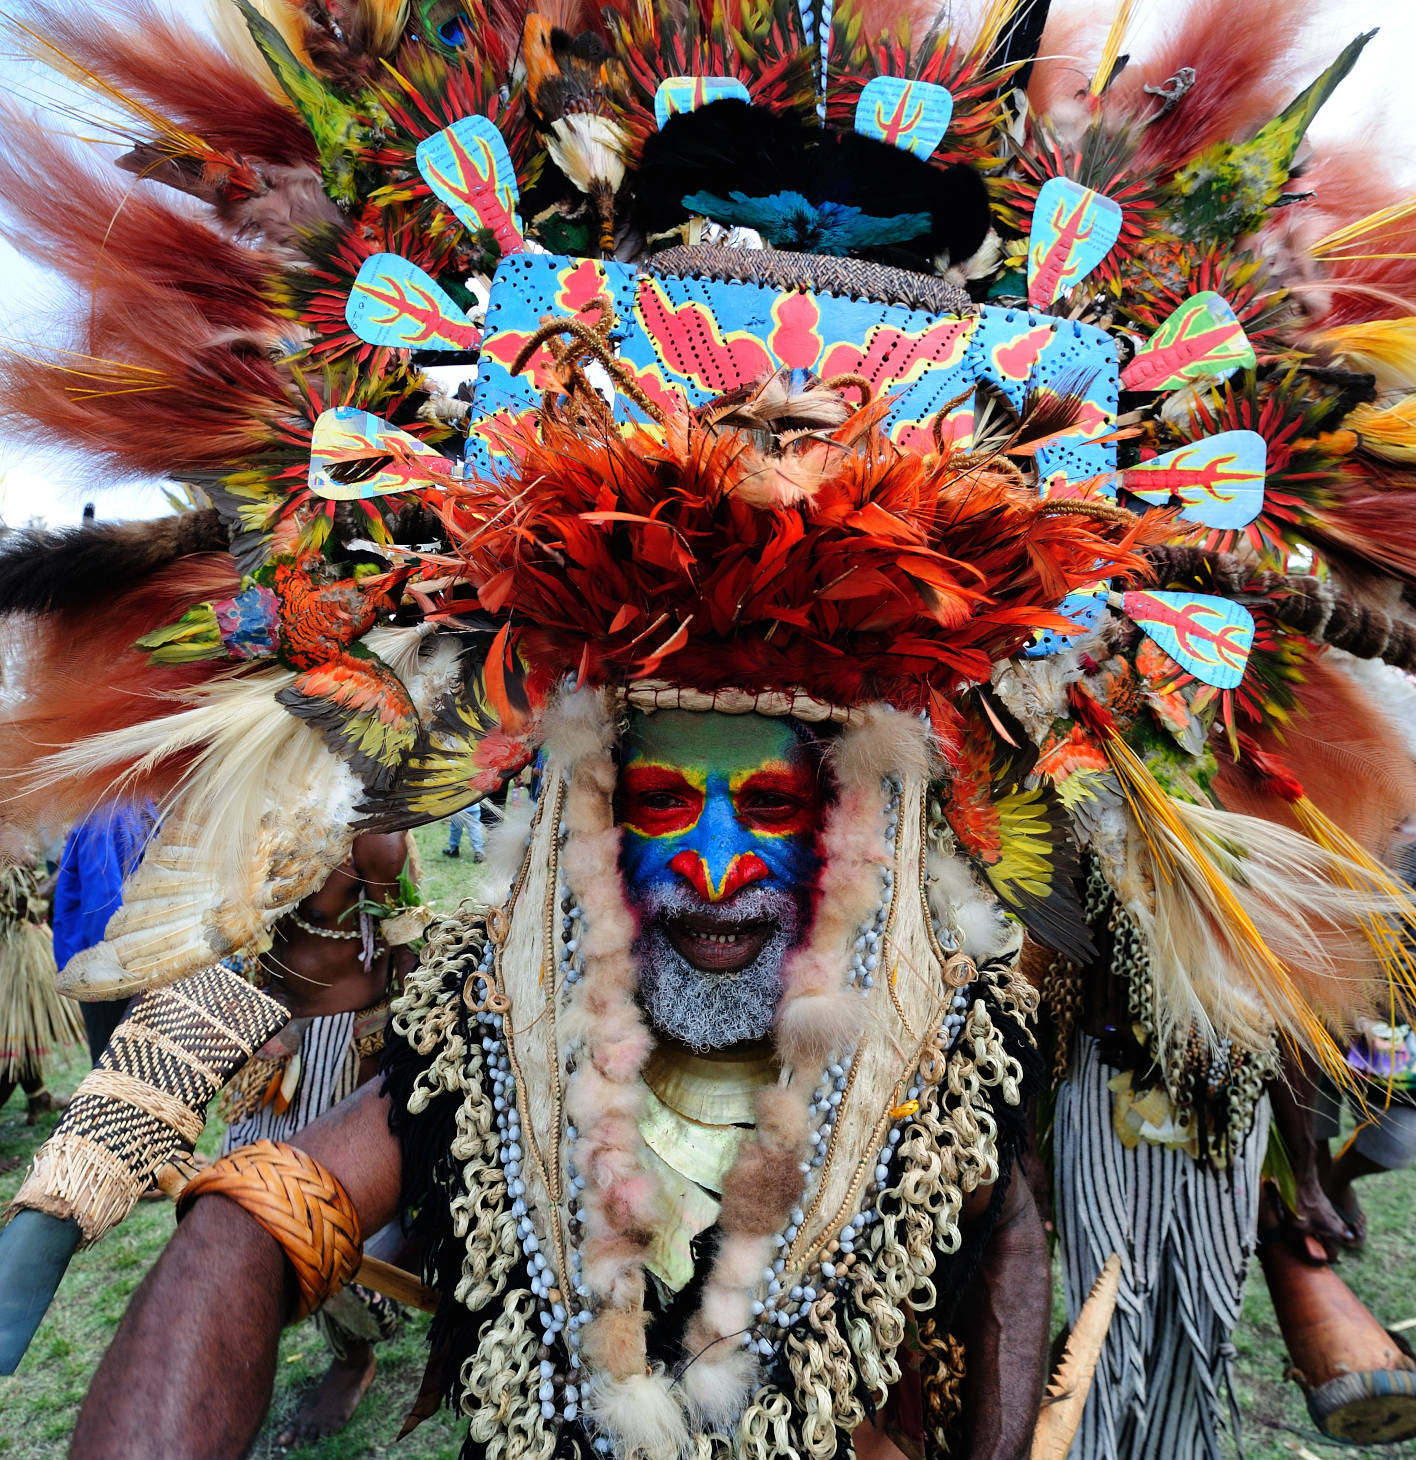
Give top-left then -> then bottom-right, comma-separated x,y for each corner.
641,791 -> 690,810
743,794 -> 799,817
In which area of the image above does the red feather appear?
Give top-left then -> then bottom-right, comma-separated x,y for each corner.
0,553 -> 241,841
11,0 -> 316,166
0,107 -> 281,339
1109,0 -> 1311,171
1213,655 -> 1416,859
442,400 -> 1166,714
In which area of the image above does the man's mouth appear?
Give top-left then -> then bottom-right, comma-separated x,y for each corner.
664,912 -> 776,974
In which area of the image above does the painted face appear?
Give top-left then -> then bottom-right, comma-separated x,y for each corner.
617,711 -> 825,1049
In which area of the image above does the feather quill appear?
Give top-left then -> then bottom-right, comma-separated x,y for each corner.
1075,690 -> 1416,1082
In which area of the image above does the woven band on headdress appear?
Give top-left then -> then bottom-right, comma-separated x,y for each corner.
176,1140 -> 363,1321
646,245 -> 974,314
621,682 -> 860,724
7,965 -> 288,1244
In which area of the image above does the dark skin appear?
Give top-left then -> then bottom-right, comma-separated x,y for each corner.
1268,1050 -> 1359,1261
267,831 -> 411,1025
73,1080 -> 400,1458
261,831 -> 416,1442
75,1086 -> 1048,1459
76,788 -> 1048,1460
953,1176 -> 1051,1460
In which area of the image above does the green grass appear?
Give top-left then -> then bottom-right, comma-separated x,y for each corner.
2,820 -> 1413,1456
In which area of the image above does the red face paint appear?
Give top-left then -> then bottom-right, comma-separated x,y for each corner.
667,849 -> 772,903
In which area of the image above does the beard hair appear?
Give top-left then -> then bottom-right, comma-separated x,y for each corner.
631,881 -> 805,1051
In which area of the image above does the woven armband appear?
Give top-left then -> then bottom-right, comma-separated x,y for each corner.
177,1140 -> 363,1320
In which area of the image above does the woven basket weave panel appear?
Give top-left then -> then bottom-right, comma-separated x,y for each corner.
647,245 -> 975,315
9,966 -> 288,1239
105,1033 -> 213,1106
52,1094 -> 172,1167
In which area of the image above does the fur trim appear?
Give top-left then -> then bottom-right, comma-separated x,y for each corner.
480,797 -> 535,907
776,774 -> 889,1066
826,702 -> 934,786
716,1085 -> 808,1237
582,1370 -> 688,1460
542,684 -> 619,768
557,689 -> 662,1385
0,512 -> 228,616
682,712 -> 920,1418
679,1340 -> 759,1425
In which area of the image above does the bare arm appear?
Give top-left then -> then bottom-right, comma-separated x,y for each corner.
952,1174 -> 1051,1460
72,1080 -> 402,1459
1269,1050 -> 1353,1259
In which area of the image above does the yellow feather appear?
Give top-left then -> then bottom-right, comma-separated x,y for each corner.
1315,318 -> 1416,393
1347,395 -> 1416,462
1089,1 -> 1135,98
207,0 -> 315,102
3,15 -> 210,156
355,0 -> 411,59
1100,732 -> 1416,1091
970,0 -> 1024,64
1310,196 -> 1416,260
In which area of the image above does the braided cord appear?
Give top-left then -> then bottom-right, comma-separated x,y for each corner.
177,1139 -> 363,1320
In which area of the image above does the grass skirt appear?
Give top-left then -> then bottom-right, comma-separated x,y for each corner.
0,918 -> 84,1079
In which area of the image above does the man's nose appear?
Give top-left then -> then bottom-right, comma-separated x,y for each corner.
668,849 -> 770,902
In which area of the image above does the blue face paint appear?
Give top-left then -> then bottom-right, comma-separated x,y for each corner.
617,711 -> 822,907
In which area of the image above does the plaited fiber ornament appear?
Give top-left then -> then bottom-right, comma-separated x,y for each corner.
8,963 -> 287,1243
176,1139 -> 363,1321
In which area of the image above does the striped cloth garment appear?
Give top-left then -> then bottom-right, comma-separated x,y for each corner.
1054,1034 -> 1269,1460
222,1010 -> 358,1151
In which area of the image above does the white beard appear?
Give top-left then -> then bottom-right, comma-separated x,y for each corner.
632,881 -> 805,1050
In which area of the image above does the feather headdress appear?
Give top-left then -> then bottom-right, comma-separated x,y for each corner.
5,0 -> 1416,1448
0,0 -> 1408,1043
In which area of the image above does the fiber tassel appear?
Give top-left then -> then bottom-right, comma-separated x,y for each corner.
1071,688 -> 1409,1086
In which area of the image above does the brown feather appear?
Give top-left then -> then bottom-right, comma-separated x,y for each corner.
0,554 -> 242,843
1213,654 -> 1416,860
0,106 -> 282,337
7,0 -> 316,165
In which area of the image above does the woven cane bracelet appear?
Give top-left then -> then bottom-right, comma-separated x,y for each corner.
176,1140 -> 363,1320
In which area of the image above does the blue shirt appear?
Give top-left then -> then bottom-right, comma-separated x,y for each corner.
51,803 -> 157,970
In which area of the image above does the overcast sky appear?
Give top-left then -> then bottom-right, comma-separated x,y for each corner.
0,0 -> 1412,528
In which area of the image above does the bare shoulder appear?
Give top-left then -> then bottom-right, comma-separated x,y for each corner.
351,830 -> 413,884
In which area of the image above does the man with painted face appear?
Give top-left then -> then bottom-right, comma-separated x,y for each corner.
73,708 -> 1050,1460
619,713 -> 822,1053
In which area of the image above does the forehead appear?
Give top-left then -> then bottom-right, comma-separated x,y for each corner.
621,710 -> 804,772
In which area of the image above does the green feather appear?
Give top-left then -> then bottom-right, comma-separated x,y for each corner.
1168,30 -> 1375,244
134,602 -> 224,664
233,0 -> 364,204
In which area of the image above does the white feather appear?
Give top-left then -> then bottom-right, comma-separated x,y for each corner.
927,848 -> 1018,962
547,115 -> 628,194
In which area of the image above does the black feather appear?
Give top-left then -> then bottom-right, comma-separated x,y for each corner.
633,100 -> 991,268
989,0 -> 1052,94
633,102 -> 816,238
0,509 -> 229,616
